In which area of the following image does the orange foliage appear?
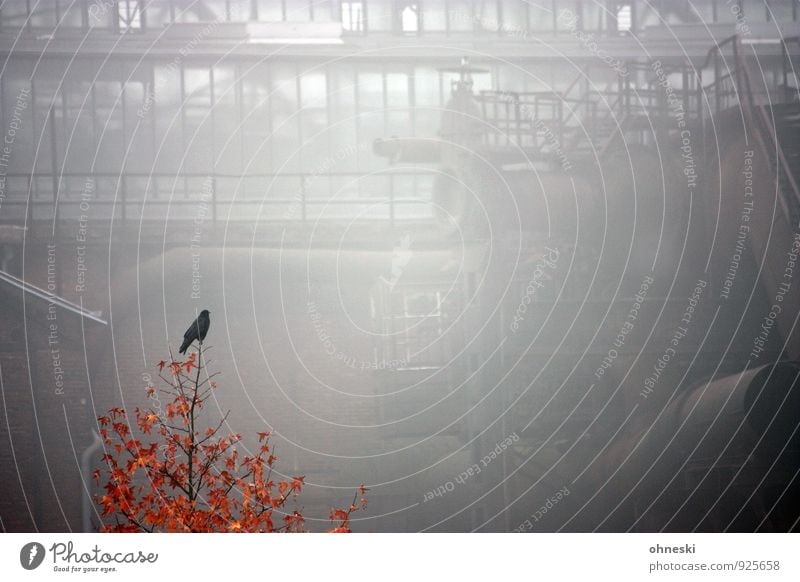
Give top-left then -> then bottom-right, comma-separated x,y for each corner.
95,346 -> 366,532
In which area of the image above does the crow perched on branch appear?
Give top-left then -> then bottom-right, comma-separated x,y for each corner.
179,310 -> 210,354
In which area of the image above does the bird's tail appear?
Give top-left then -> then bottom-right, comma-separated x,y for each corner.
179,340 -> 190,354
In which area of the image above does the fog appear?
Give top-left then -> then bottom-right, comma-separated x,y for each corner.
0,0 -> 799,533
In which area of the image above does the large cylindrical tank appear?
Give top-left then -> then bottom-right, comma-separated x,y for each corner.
431,157 -> 596,242
588,361 -> 800,531
432,143 -> 690,286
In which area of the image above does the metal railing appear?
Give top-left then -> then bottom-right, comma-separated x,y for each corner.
0,170 -> 436,226
475,56 -> 710,160
700,35 -> 800,223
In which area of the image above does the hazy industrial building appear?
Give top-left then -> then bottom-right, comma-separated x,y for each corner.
1,0 -> 799,532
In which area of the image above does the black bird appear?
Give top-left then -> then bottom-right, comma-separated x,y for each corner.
179,310 -> 210,354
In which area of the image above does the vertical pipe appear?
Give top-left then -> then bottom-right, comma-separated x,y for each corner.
783,40 -> 790,103
209,66 -> 217,225
733,36 -> 741,106
714,52 -> 720,114
80,430 -> 103,532
120,69 -> 127,223
49,107 -> 60,248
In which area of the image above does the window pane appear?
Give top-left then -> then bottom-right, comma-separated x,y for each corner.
767,0 -> 796,21
152,63 -> 183,173
63,61 -> 96,174
123,62 -> 155,173
312,0 -> 333,21
615,3 -> 633,31
386,72 -> 409,107
328,65 -> 358,171
0,2 -> 29,32
368,0 -> 392,30
399,2 -> 420,32
528,0 -> 553,31
2,59 -> 35,175
475,0 -> 499,32
449,0 -> 474,31
271,64 -> 300,172
30,2 -> 57,28
286,0 -> 310,21
257,0 -> 284,21
241,63 -> 273,175
88,1 -> 115,29
412,65 -> 441,134
358,70 -> 384,109
144,0 -> 173,27
500,0 -> 526,34
342,1 -> 366,31
299,71 -> 329,172
227,0 -> 252,21
118,0 -> 144,29
422,0 -> 447,31
183,67 -> 213,172
94,65 -> 125,173
58,0 -> 84,28
716,0 -> 740,24
689,0 -> 715,23
741,0 -> 768,22
32,61 -> 62,174
213,65 -> 243,174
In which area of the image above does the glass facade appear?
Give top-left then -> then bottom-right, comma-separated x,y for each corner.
0,1 -> 796,34
1,56 -> 540,221
0,0 -> 796,222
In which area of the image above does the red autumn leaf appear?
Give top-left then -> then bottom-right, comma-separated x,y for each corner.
94,349 -> 366,533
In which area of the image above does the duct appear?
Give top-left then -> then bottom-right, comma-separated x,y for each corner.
431,162 -> 595,239
594,361 -> 800,489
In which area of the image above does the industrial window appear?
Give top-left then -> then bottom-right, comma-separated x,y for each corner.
474,0 -> 499,32
286,0 -> 313,21
766,0 -> 797,22
499,0 -> 527,34
615,2 -> 632,31
367,0 -> 392,29
449,0 -> 474,31
118,0 -> 144,31
29,2 -> 57,28
422,0 -> 447,31
57,0 -> 84,28
580,1 -> 605,31
256,0 -> 285,21
715,0 -> 742,23
398,1 -> 421,33
527,1 -> 554,32
224,0 -> 252,21
251,0 -> 319,21
688,0 -> 715,23
0,2 -> 29,31
342,1 -> 366,31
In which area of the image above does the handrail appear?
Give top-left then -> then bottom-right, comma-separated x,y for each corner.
0,169 -> 435,226
476,33 -> 795,179
732,35 -> 800,220
699,34 -> 741,72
